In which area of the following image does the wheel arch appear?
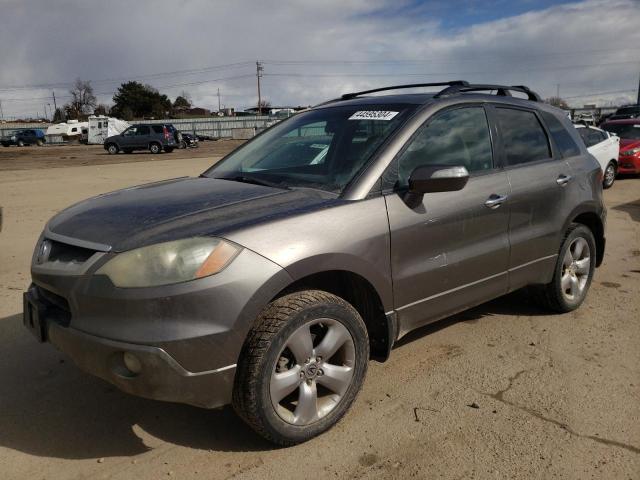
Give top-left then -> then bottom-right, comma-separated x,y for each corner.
567,208 -> 605,267
271,269 -> 395,362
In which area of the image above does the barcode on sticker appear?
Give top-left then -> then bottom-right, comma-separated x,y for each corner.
348,111 -> 399,121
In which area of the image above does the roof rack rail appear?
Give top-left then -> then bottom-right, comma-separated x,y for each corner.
435,83 -> 541,102
340,81 -> 469,100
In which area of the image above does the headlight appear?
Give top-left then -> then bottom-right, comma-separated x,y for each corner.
96,237 -> 241,287
621,147 -> 640,156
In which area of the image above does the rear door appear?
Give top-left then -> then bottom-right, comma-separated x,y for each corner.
385,104 -> 511,336
134,125 -> 152,148
490,105 -> 573,290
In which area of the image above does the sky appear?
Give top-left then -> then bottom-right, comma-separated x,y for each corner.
0,0 -> 638,119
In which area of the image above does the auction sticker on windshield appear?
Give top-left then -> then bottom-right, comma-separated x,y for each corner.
349,111 -> 399,121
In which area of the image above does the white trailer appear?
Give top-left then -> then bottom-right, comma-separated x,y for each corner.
87,116 -> 130,144
45,119 -> 89,139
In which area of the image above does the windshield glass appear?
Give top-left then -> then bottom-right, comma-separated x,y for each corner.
203,104 -> 417,193
603,123 -> 640,140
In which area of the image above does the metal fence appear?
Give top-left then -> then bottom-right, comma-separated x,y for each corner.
1,115 -> 284,143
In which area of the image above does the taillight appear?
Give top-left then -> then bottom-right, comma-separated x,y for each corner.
163,126 -> 170,140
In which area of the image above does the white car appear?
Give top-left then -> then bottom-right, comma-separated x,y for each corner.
575,124 -> 620,189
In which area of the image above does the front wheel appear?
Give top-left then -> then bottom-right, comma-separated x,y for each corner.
533,223 -> 596,312
233,290 -> 369,445
106,143 -> 119,155
603,162 -> 616,189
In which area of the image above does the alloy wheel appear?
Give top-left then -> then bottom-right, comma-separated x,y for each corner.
270,318 -> 355,426
561,237 -> 591,301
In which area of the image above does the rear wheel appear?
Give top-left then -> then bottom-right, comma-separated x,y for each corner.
17,140 -> 24,147
106,143 -> 119,155
36,139 -> 44,146
149,142 -> 161,154
179,140 -> 187,149
233,290 -> 369,445
603,162 -> 616,189
533,223 -> 596,312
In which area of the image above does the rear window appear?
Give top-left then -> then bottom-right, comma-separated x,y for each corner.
540,111 -> 581,157
495,108 -> 551,166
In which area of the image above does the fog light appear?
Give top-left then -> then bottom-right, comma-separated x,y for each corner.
123,352 -> 142,374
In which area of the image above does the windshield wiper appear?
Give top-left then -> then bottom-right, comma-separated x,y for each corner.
222,175 -> 290,190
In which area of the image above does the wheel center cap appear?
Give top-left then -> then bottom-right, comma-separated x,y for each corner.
303,362 -> 319,379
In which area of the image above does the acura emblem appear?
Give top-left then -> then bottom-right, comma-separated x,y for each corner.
36,239 -> 52,264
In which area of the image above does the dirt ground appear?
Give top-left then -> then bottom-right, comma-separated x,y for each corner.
0,140 -> 243,171
0,150 -> 638,480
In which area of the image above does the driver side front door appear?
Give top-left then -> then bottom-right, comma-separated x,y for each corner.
384,104 -> 511,337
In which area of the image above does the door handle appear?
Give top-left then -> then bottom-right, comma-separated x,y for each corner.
484,194 -> 508,209
556,174 -> 572,186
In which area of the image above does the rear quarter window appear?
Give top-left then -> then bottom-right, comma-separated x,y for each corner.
540,111 -> 581,157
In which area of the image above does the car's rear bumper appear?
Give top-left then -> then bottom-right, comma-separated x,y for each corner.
47,321 -> 236,408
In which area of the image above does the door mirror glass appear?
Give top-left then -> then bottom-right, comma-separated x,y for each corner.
409,165 -> 469,194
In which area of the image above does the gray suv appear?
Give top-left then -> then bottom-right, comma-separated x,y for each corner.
104,123 -> 180,154
24,81 -> 606,445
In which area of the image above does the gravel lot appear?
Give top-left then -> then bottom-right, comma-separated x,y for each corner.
0,149 -> 638,479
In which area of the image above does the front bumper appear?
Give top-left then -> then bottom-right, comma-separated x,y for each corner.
618,155 -> 640,174
25,234 -> 292,408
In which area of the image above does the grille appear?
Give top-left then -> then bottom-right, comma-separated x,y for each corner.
48,239 -> 96,264
36,286 -> 71,327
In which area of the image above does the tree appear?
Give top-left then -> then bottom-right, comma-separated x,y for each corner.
173,91 -> 192,109
65,78 -> 97,119
545,96 -> 569,109
94,104 -> 110,116
111,81 -> 172,119
52,107 -> 66,122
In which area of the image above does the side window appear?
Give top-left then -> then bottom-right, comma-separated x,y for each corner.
539,111 -> 581,157
495,108 -> 551,166
152,125 -> 164,134
136,126 -> 151,135
71,127 -> 78,133
396,106 -> 493,186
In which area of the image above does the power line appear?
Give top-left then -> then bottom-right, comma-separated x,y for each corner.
0,61 -> 255,92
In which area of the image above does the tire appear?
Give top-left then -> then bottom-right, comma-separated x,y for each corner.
17,140 -> 24,147
1,143 -> 9,147
106,143 -> 119,155
603,162 -> 616,189
164,147 -> 174,153
36,139 -> 43,147
149,142 -> 161,154
179,140 -> 187,149
533,223 -> 596,312
233,290 -> 369,446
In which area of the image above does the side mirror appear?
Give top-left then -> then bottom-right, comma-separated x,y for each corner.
404,165 -> 469,207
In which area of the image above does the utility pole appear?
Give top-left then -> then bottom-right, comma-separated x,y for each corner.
636,68 -> 640,105
0,99 -> 3,121
256,61 -> 263,115
556,84 -> 560,99
217,88 -> 221,111
52,91 -> 57,114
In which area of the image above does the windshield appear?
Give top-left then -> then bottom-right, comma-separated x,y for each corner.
602,123 -> 640,140
203,104 -> 417,193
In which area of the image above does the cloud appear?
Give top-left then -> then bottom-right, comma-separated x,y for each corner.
0,0 -> 638,118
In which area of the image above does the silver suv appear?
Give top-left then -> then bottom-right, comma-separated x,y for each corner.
24,81 -> 606,445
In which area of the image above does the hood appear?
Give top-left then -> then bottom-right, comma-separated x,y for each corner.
47,177 -> 338,251
619,138 -> 640,150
